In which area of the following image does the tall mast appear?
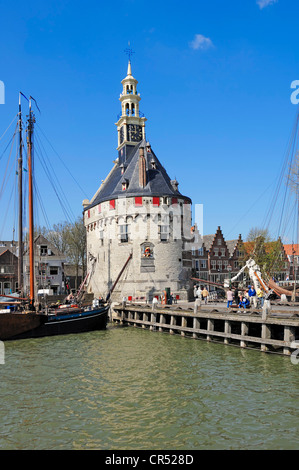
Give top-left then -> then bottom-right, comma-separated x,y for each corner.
27,97 -> 35,308
17,93 -> 23,295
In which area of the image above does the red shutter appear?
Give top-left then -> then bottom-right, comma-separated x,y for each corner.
98,204 -> 101,213
152,197 -> 160,207
172,197 -> 178,205
109,199 -> 115,210
88,210 -> 90,218
135,196 -> 143,207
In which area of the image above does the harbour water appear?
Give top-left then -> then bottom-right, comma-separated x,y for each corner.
0,324 -> 298,450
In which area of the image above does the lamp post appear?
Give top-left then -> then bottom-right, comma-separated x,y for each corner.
227,264 -> 232,288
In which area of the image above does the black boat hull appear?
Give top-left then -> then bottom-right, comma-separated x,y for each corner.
4,305 -> 109,340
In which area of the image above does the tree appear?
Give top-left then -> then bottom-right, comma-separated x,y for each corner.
246,227 -> 272,243
35,217 -> 86,290
245,227 -> 286,279
64,217 -> 86,289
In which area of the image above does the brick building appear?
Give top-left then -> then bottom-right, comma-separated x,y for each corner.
190,226 -> 289,289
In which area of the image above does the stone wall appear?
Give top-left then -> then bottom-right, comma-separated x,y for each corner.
85,195 -> 193,300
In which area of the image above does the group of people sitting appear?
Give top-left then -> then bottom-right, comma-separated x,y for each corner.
226,285 -> 266,309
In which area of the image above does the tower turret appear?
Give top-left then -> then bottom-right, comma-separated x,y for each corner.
115,60 -> 147,150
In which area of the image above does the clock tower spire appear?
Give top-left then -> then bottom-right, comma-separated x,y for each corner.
116,59 -> 147,151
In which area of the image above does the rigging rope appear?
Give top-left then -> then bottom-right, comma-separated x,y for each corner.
36,123 -> 88,198
0,123 -> 18,201
34,132 -> 76,224
0,114 -> 18,144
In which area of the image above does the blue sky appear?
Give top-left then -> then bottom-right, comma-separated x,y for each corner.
0,0 -> 298,243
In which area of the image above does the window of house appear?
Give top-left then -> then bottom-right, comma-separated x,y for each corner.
211,260 -> 216,270
221,248 -> 225,257
119,224 -> 129,243
214,248 -> 219,257
39,263 -> 47,275
159,225 -> 169,242
217,238 -> 222,245
217,260 -> 222,270
198,247 -> 203,256
50,266 -> 59,275
200,259 -> 207,269
3,282 -> 11,293
40,245 -> 48,256
234,261 -> 239,268
223,260 -> 228,269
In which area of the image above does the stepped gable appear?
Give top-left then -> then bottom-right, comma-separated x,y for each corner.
86,139 -> 191,209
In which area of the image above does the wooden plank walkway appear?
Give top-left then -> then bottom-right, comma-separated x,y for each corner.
111,303 -> 299,356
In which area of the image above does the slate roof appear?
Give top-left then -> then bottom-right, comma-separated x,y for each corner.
85,139 -> 191,210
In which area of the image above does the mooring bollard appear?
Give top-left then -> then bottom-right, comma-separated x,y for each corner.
262,300 -> 271,321
194,299 -> 201,314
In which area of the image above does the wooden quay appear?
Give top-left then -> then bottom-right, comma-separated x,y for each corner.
111,302 -> 299,356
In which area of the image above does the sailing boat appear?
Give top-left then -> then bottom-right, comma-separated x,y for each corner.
0,95 -> 111,340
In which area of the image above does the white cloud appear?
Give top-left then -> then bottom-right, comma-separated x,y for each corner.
189,34 -> 214,51
257,0 -> 278,9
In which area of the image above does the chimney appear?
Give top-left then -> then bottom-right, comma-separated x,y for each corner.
139,147 -> 146,188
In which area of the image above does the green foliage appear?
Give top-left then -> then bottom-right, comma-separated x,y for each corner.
35,217 -> 86,278
245,228 -> 286,278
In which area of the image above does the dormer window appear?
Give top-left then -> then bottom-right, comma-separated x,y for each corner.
150,159 -> 156,170
122,178 -> 128,191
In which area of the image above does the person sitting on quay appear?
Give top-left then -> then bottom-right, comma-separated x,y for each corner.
238,295 -> 250,310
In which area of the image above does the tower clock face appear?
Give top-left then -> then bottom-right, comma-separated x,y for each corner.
127,124 -> 142,142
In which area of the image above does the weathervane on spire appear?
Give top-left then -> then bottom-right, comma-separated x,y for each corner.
124,41 -> 135,62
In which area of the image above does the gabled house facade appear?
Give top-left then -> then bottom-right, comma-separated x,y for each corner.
23,234 -> 66,295
0,247 -> 18,295
190,226 -> 289,289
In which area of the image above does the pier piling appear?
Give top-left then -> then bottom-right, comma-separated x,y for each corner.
112,303 -> 299,356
